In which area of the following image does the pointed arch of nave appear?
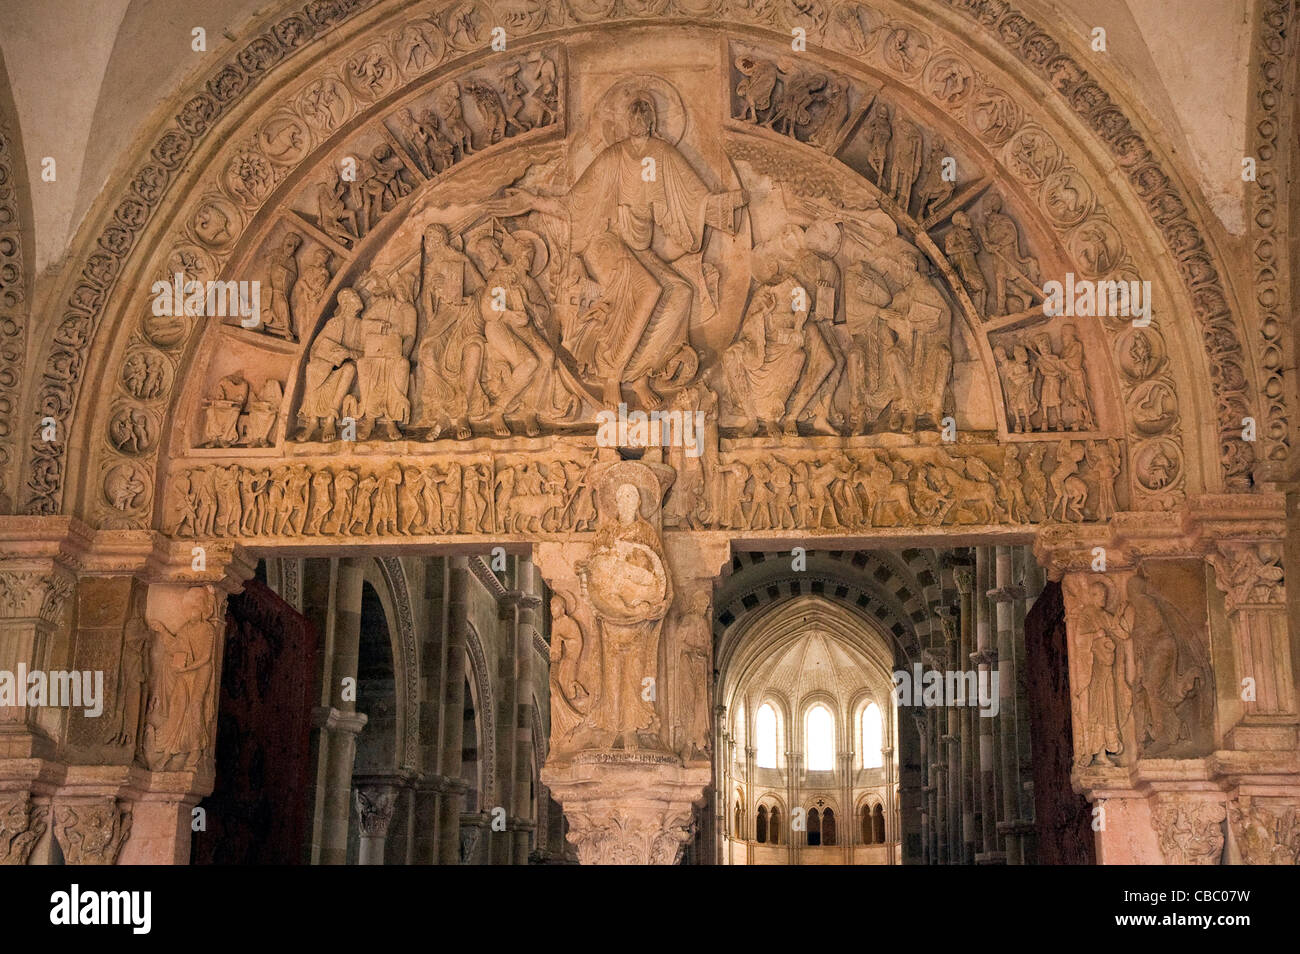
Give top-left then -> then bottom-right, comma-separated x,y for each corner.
715,593 -> 903,864
11,0 -> 1278,526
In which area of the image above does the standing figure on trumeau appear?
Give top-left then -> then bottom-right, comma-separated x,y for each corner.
575,465 -> 674,752
484,86 -> 744,408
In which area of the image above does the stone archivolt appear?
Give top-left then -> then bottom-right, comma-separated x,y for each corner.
3,0 -> 1292,867
16,0 -> 1264,526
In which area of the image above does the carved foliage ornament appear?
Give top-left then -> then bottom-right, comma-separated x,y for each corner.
564,806 -> 693,865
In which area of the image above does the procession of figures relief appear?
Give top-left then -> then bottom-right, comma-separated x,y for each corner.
164,437 -> 1122,538
79,13 -> 1208,532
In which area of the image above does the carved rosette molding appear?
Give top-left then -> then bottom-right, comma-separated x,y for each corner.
52,799 -> 133,865
21,0 -> 1265,524
1151,794 -> 1226,865
1248,0 -> 1296,475
23,0 -> 382,517
0,794 -> 47,865
0,109 -> 28,516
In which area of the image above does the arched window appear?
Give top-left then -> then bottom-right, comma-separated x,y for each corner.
862,702 -> 883,769
734,802 -> 742,838
873,804 -> 886,843
806,704 -> 834,771
756,703 -> 777,768
823,807 -> 837,846
769,807 -> 781,845
861,804 -> 873,844
755,805 -> 768,844
807,807 -> 821,847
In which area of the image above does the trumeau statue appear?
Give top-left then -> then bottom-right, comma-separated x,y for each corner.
569,461 -> 674,753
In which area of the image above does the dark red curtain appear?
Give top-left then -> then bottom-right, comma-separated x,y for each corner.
193,579 -> 319,864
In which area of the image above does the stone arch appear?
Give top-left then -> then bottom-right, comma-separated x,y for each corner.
717,551 -> 930,666
14,0 -> 1267,528
462,618 -> 497,811
374,556 -> 421,771
0,44 -> 34,515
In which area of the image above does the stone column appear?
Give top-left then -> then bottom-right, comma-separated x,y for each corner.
991,546 -> 1023,864
0,527 -> 75,865
313,706 -> 367,863
510,558 -> 542,865
0,552 -> 74,759
916,711 -> 930,864
931,702 -> 947,864
1012,546 -> 1036,862
1209,541 -> 1298,751
353,779 -> 399,864
437,556 -> 471,865
973,547 -> 1002,863
317,558 -> 367,865
413,557 -> 446,863
953,564 -> 975,864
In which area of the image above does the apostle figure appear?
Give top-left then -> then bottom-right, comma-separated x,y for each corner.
295,288 -> 364,442
199,371 -> 252,447
548,594 -> 590,747
356,271 -> 417,440
144,588 -> 217,772
264,232 -> 302,339
1069,579 -> 1133,768
723,260 -> 808,436
879,250 -> 953,431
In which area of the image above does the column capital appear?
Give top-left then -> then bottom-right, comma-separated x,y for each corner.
1207,540 -> 1285,615
953,566 -> 974,593
312,706 -> 369,735
354,784 -> 399,837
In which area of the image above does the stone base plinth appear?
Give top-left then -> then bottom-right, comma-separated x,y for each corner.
542,754 -> 709,865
